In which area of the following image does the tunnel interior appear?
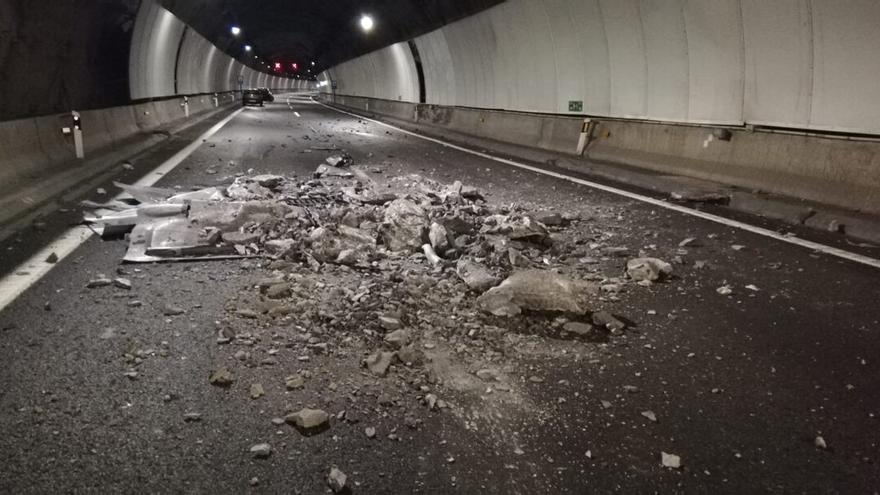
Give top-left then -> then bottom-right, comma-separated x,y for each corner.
1,0 -> 880,493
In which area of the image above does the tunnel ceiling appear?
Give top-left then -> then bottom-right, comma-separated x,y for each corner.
159,0 -> 504,76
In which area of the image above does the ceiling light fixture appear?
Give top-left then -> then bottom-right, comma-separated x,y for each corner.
231,26 -> 241,36
244,45 -> 252,52
360,14 -> 374,32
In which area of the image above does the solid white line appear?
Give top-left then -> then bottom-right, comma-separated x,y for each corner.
0,108 -> 244,313
314,98 -> 880,270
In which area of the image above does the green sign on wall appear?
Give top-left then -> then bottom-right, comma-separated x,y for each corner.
568,100 -> 583,112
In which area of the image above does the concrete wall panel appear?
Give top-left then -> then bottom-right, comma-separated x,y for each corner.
682,0 -> 744,124
742,0 -> 812,128
129,0 -> 186,99
809,0 -> 880,133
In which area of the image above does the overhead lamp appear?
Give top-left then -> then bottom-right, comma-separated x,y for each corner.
244,45 -> 252,52
360,14 -> 374,32
231,26 -> 241,36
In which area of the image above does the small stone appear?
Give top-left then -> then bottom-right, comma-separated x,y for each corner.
128,300 -> 143,308
378,315 -> 402,331
592,311 -> 626,334
716,285 -> 733,296
113,278 -> 132,290
365,351 -> 397,377
249,477 -> 259,487
562,322 -> 606,342
209,368 -> 235,387
384,329 -> 410,349
265,283 -> 291,299
45,252 -> 59,264
327,467 -> 347,493
86,278 -> 112,289
163,304 -> 185,316
250,443 -> 272,459
661,452 -> 682,469
641,410 -> 657,422
425,394 -> 438,410
365,427 -> 376,438
235,309 -> 258,319
285,375 -> 305,390
626,258 -> 673,282
623,385 -> 639,393
475,369 -> 500,382
285,408 -> 330,433
250,383 -> 265,399
815,436 -> 827,450
183,412 -> 202,422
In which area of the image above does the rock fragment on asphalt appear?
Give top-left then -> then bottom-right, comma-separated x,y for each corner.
661,452 -> 682,469
113,278 -> 132,290
365,351 -> 397,377
86,278 -> 112,288
163,304 -> 186,316
285,408 -> 330,433
327,467 -> 347,493
250,443 -> 272,459
209,368 -> 235,387
626,257 -> 673,282
456,259 -> 500,292
250,383 -> 265,399
477,270 -> 586,316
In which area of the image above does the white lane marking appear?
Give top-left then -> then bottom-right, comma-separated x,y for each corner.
315,98 -> 880,271
0,108 -> 245,313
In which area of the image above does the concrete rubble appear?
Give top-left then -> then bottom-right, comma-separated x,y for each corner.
79,155 -> 692,484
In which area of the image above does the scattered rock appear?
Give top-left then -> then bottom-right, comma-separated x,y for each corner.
163,304 -> 186,316
250,383 -> 265,399
365,351 -> 397,377
285,375 -> 305,390
561,321 -> 607,342
716,285 -> 733,296
384,329 -> 410,349
265,283 -> 291,299
250,443 -> 272,459
456,259 -> 500,292
477,270 -> 587,316
815,436 -> 827,450
285,408 -> 330,434
365,427 -> 376,438
327,467 -> 347,493
641,410 -> 657,422
183,413 -> 202,422
661,452 -> 682,469
45,252 -> 58,264
86,278 -> 112,289
626,258 -> 673,282
209,368 -> 235,387
592,311 -> 626,334
113,278 -> 132,290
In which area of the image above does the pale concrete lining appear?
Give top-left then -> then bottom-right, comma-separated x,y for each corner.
315,97 -> 880,271
322,0 -> 880,135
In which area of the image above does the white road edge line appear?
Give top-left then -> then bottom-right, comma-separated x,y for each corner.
314,98 -> 880,271
0,108 -> 245,313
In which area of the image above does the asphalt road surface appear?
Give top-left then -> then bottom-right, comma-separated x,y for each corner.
0,94 -> 878,493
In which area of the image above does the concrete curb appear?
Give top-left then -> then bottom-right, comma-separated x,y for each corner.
322,98 -> 880,246
0,103 -> 238,230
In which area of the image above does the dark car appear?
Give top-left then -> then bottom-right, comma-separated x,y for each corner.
258,88 -> 275,103
242,89 -> 264,107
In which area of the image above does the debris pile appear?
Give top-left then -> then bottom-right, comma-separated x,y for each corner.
84,155 -> 686,481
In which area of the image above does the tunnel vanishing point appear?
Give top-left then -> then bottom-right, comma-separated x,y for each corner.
0,1 -> 879,493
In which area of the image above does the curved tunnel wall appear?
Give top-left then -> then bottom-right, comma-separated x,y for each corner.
130,0 -> 304,99
324,0 -> 880,136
